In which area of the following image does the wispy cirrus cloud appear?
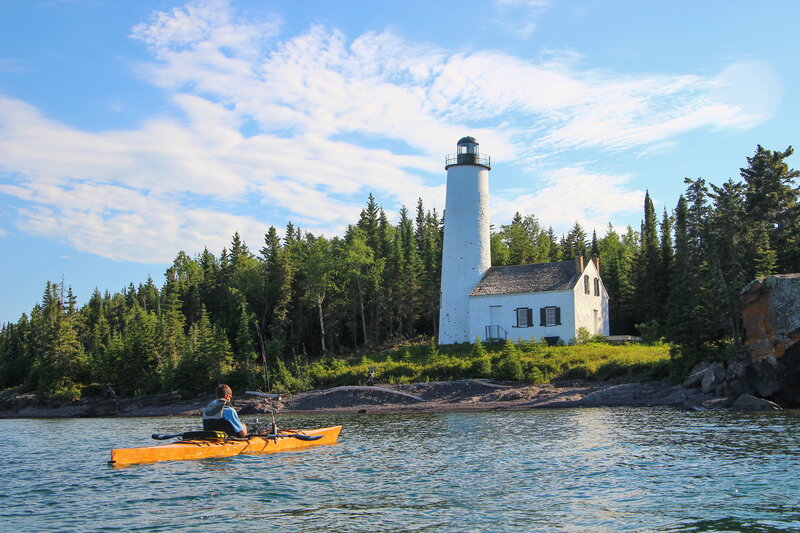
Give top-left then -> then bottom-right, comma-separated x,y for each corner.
0,0 -> 777,263
493,0 -> 552,39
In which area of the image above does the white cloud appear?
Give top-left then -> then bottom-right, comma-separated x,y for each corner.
493,0 -> 552,39
0,0 -> 776,263
492,166 -> 644,234
712,59 -> 784,128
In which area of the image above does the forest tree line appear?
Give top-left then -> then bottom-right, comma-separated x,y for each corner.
0,145 -> 797,399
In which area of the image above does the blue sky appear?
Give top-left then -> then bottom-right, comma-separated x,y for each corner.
1,0 -> 797,324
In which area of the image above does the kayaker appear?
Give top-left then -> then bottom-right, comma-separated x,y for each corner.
202,384 -> 248,437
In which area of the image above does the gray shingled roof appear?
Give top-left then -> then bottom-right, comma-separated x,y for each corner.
469,261 -> 580,296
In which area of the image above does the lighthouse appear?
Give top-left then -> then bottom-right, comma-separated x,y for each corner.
438,136 -> 491,344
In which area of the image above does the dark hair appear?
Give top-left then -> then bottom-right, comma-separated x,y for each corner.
216,384 -> 232,399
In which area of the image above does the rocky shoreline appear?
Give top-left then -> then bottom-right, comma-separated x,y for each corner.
0,378 -> 784,420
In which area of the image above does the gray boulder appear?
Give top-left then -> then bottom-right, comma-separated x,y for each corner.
683,362 -> 711,388
701,362 -> 726,394
731,394 -> 782,411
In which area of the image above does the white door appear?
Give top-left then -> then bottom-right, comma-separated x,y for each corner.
489,305 -> 502,325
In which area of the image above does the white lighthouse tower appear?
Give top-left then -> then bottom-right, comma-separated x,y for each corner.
438,136 -> 491,344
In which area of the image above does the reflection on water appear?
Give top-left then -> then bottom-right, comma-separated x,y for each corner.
1,408 -> 800,532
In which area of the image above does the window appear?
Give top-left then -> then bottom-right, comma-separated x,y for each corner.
515,307 -> 533,327
584,275 -> 590,294
540,306 -> 561,327
594,278 -> 600,297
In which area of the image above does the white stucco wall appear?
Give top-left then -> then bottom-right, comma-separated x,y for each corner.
438,163 -> 491,344
468,291 -> 576,343
467,261 -> 610,344
573,260 -> 610,337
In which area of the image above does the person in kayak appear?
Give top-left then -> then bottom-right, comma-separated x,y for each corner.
203,384 -> 248,437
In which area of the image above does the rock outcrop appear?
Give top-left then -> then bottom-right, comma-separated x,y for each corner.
741,274 -> 800,360
685,274 -> 800,407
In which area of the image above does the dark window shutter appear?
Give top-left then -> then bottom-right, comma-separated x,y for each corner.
528,308 -> 534,327
540,308 -> 546,326
555,307 -> 561,325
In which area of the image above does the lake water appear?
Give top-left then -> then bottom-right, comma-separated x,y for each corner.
2,407 -> 799,532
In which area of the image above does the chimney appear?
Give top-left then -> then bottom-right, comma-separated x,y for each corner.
575,255 -> 584,274
592,254 -> 600,275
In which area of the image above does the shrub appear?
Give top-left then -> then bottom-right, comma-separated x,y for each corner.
470,356 -> 492,377
471,337 -> 488,358
494,339 -> 524,381
561,365 -> 591,380
574,327 -> 594,345
51,380 -> 81,403
523,361 -> 545,383
426,342 -> 444,365
636,320 -> 663,344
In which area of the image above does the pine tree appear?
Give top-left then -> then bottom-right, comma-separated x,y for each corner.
666,195 -> 696,349
396,206 -> 424,336
358,193 -> 381,252
741,145 -> 800,271
753,224 -> 777,278
562,221 -> 588,260
598,224 -> 633,334
632,191 -> 663,329
708,179 -> 747,345
29,281 -> 88,397
546,227 -> 561,262
261,226 -> 293,348
118,304 -> 162,396
658,208 -> 673,318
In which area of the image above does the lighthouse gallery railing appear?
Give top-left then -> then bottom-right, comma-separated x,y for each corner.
445,153 -> 491,167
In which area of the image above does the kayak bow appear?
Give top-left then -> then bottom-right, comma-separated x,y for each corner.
110,425 -> 341,467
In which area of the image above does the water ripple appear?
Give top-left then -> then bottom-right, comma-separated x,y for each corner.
2,408 -> 800,531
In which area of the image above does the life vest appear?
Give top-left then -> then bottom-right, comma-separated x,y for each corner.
202,399 -> 237,436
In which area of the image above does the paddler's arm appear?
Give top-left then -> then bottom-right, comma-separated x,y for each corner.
225,406 -> 248,437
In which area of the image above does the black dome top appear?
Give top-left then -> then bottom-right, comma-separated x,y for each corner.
457,136 -> 478,145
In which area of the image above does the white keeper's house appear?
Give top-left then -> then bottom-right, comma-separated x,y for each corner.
437,136 -> 610,345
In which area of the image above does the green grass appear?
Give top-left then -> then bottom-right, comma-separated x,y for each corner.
283,338 -> 672,392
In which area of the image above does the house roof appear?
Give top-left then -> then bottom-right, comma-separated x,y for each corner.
469,261 -> 581,296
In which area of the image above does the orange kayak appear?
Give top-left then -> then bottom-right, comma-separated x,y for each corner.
110,426 -> 341,467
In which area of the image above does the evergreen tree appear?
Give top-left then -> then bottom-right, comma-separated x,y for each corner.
158,288 -> 186,387
752,223 -> 777,278
598,224 -> 634,334
118,304 -> 162,396
29,281 -> 88,397
632,191 -> 663,329
546,227 -> 562,262
358,193 -> 381,252
741,146 -> 800,271
395,206 -> 424,336
562,221 -> 588,260
0,316 -> 32,388
708,179 -> 747,345
666,195 -> 696,348
261,226 -> 293,348
658,208 -> 673,318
